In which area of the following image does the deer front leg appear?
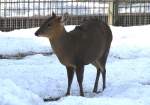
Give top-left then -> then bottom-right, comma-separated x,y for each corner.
76,65 -> 84,96
66,66 -> 74,96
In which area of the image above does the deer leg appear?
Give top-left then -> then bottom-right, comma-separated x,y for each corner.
76,65 -> 84,96
102,68 -> 106,90
66,66 -> 74,96
101,48 -> 110,91
93,69 -> 100,93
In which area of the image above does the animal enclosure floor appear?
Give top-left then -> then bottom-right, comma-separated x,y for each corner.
0,25 -> 150,105
0,54 -> 150,105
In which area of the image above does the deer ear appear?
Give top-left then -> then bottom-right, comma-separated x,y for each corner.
52,12 -> 56,17
62,12 -> 69,22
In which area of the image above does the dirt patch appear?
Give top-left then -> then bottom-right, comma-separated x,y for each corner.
0,52 -> 53,59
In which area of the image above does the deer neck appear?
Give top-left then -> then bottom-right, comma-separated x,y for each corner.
49,25 -> 66,41
49,25 -> 66,54
49,25 -> 75,66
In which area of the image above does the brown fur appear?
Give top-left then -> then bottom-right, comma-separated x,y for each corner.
35,12 -> 113,96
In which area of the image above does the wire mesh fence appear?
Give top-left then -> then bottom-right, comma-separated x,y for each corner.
117,0 -> 150,26
0,0 -> 150,31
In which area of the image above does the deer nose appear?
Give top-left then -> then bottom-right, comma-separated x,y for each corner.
35,31 -> 39,36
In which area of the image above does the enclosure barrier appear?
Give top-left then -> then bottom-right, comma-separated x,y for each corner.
0,0 -> 150,32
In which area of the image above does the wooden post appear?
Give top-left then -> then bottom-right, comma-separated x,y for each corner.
108,0 -> 118,25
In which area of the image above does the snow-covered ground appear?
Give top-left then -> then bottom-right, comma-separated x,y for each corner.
0,25 -> 150,105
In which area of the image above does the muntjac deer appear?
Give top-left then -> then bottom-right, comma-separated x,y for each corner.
35,12 -> 112,96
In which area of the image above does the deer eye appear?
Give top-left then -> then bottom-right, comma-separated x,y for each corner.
47,23 -> 51,27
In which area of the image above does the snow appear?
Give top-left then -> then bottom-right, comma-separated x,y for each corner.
0,25 -> 150,105
0,28 -> 51,56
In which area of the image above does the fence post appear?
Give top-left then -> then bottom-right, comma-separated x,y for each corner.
108,0 -> 118,25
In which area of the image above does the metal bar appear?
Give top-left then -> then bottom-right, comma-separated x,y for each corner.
0,0 -> 150,31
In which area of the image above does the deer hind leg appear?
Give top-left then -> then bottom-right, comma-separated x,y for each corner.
93,67 -> 100,93
92,60 -> 106,93
76,65 -> 84,96
92,61 -> 102,93
66,66 -> 74,96
101,48 -> 110,91
102,66 -> 106,90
